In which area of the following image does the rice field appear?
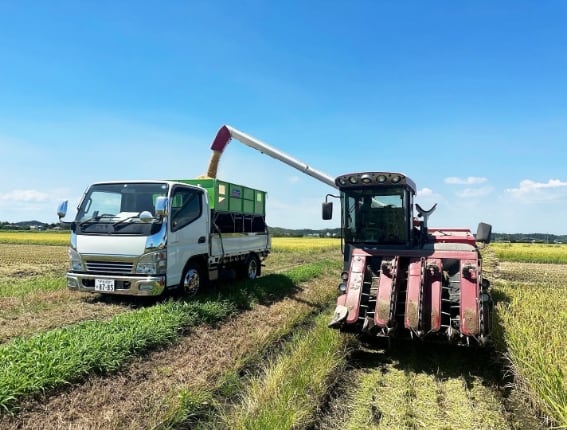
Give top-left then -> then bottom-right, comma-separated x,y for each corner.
492,256 -> 567,427
271,236 -> 340,252
0,232 -> 565,428
491,242 -> 567,264
0,230 -> 69,246
0,231 -> 341,251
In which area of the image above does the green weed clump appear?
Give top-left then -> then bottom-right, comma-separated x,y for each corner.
0,276 -> 66,298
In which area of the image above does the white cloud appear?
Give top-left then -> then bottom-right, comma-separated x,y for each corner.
455,186 -> 494,198
0,189 -> 49,202
505,179 -> 567,202
417,187 -> 434,197
288,176 -> 300,184
444,176 -> 487,185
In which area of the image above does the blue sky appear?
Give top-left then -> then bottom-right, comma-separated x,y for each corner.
1,1 -> 566,234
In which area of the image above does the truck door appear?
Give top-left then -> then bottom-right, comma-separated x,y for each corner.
167,185 -> 209,287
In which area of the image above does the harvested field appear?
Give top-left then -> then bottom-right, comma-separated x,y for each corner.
0,238 -> 562,429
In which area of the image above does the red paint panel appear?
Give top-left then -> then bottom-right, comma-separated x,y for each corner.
404,258 -> 423,330
460,259 -> 480,335
425,258 -> 442,332
344,254 -> 367,324
374,257 -> 397,327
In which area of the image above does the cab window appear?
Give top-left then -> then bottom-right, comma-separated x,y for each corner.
170,187 -> 203,232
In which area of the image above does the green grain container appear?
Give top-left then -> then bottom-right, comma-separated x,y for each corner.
176,178 -> 266,216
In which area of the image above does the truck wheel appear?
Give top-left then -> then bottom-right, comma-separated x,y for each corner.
180,262 -> 202,297
243,254 -> 261,280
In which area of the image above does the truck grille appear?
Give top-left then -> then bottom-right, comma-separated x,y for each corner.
86,261 -> 134,274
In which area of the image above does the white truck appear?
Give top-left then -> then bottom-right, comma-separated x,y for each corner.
57,178 -> 270,297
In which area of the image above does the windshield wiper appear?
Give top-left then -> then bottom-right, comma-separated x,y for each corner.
113,213 -> 142,227
79,214 -> 116,227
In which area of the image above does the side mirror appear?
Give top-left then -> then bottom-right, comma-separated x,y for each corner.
322,202 -> 333,220
476,222 -> 492,244
155,196 -> 168,217
57,200 -> 68,220
139,211 -> 154,223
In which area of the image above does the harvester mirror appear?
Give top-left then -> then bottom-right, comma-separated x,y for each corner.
155,196 -> 169,217
476,222 -> 492,244
322,202 -> 333,220
57,200 -> 68,220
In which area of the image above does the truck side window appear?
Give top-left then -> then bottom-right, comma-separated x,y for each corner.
171,188 -> 202,232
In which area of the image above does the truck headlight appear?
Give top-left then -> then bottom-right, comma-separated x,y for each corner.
136,250 -> 167,275
68,247 -> 84,271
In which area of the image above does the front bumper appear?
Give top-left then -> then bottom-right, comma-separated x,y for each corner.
67,272 -> 166,296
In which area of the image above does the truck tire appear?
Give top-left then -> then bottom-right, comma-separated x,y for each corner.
180,261 -> 202,297
243,253 -> 261,280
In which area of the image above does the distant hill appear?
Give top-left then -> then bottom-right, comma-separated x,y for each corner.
0,220 -> 52,230
14,220 -> 48,228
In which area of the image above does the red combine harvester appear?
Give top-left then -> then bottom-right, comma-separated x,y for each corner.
209,126 -> 493,347
322,173 -> 492,346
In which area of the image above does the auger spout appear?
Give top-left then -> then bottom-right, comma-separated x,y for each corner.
206,125 -> 338,189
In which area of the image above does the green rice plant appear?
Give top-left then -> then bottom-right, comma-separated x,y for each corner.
0,260 -> 333,413
223,312 -> 351,430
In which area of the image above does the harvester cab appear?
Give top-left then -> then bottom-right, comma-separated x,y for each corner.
323,172 -> 421,247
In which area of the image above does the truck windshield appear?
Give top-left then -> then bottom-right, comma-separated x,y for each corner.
342,187 -> 408,244
76,183 -> 168,234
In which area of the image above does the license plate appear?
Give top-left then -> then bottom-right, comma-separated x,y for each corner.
95,279 -> 115,292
